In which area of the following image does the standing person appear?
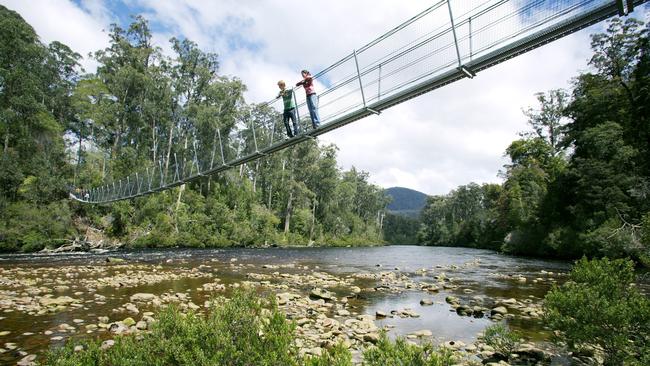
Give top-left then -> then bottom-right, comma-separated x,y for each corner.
277,80 -> 300,138
296,70 -> 320,128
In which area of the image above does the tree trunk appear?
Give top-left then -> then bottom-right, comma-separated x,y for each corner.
152,118 -> 157,162
310,198 -> 317,241
74,130 -> 82,185
111,128 -> 121,158
3,133 -> 8,154
176,184 -> 185,212
164,123 -> 174,176
252,160 -> 259,192
284,186 -> 293,234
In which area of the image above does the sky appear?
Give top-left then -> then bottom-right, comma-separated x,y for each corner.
2,0 -> 649,196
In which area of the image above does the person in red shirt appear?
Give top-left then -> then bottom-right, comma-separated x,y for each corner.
296,70 -> 320,129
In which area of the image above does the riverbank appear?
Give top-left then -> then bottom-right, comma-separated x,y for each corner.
4,246 -> 640,365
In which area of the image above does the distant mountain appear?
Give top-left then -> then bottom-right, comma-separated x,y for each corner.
384,187 -> 428,217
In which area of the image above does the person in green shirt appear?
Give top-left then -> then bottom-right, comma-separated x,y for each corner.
277,80 -> 300,138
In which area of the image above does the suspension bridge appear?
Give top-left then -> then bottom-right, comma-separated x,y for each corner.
71,0 -> 646,204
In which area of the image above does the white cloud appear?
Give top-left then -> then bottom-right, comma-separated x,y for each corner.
1,0 -> 111,72
4,0 -> 647,196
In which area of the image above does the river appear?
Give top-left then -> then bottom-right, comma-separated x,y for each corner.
0,246 -> 580,364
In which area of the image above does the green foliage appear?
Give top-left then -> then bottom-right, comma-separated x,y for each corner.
0,8 -> 388,251
416,18 -> 650,263
45,290 -> 460,366
304,343 -> 352,366
108,201 -> 133,237
544,257 -> 650,365
363,334 -> 456,366
0,201 -> 73,252
383,213 -> 420,244
45,289 -> 301,366
481,323 -> 520,356
418,183 -> 504,250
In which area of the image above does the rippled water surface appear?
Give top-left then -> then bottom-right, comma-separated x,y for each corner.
0,246 -> 580,363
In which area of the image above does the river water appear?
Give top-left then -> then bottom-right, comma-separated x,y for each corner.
0,246 -> 579,364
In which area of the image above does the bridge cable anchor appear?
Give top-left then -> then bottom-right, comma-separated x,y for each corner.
459,65 -> 476,79
366,107 -> 380,115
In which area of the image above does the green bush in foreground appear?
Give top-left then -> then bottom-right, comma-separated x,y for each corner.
543,257 -> 650,365
44,290 -> 458,366
362,334 -> 456,366
481,323 -> 520,356
44,289 -> 299,366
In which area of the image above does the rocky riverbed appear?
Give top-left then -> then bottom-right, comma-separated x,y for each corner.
0,246 -> 586,365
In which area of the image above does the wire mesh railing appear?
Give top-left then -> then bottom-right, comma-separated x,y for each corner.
72,0 -> 646,203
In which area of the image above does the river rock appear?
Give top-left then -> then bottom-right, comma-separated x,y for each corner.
310,288 -> 335,301
445,296 -> 460,305
443,340 -> 465,350
130,293 -> 157,302
276,292 -> 298,305
411,329 -> 432,337
109,322 -> 129,334
499,298 -> 518,306
296,318 -> 310,326
420,298 -> 433,306
426,285 -> 440,292
456,304 -> 473,316
491,306 -> 508,316
17,354 -> 36,366
100,339 -> 115,350
135,321 -> 148,330
306,347 -> 322,356
375,310 -> 387,319
396,308 -> 419,318
514,344 -> 547,360
105,257 -> 125,263
363,332 -> 380,343
74,345 -> 84,352
39,296 -> 79,307
125,303 -> 139,314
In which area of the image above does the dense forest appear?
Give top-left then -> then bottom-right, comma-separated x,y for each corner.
2,4 -> 649,265
417,18 -> 650,265
0,6 -> 389,252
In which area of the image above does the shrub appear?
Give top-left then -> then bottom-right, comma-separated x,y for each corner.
543,257 -> 650,365
481,323 -> 520,356
304,343 -> 352,366
45,289 -> 300,366
0,201 -> 73,253
45,290 -> 463,366
362,333 -> 456,366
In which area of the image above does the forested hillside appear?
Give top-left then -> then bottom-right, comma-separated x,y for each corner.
418,18 -> 650,265
382,187 -> 427,244
385,187 -> 428,214
0,6 -> 389,252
